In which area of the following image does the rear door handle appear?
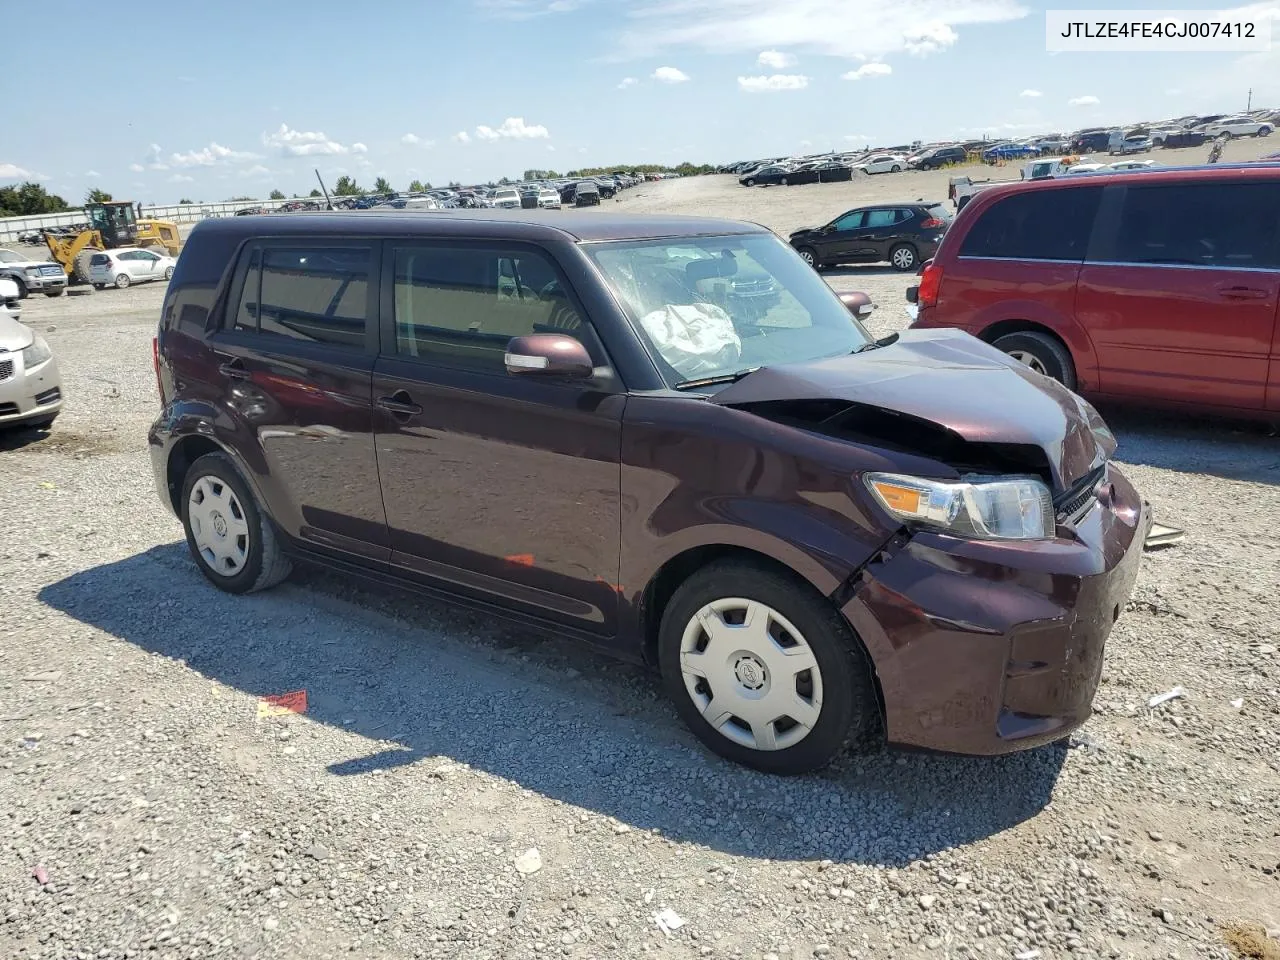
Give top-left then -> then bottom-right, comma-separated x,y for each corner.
216,356 -> 251,380
1219,286 -> 1268,300
376,390 -> 423,418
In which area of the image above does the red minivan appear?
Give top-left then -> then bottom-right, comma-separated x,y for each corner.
909,164 -> 1280,419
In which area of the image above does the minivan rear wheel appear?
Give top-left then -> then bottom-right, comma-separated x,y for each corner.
658,561 -> 880,774
180,452 -> 292,594
993,331 -> 1077,391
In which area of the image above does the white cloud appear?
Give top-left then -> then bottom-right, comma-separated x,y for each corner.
547,145 -> 557,152
613,0 -> 1025,61
757,49 -> 795,68
401,133 -> 421,144
169,142 -> 261,167
352,143 -> 368,154
1068,94 -> 1100,106
618,76 -> 639,88
904,21 -> 958,55
86,170 -> 101,178
239,165 -> 272,178
168,174 -> 195,183
842,62 -> 892,80
474,117 -> 550,140
263,123 -> 350,157
799,139 -> 812,147
143,143 -> 169,171
478,0 -> 583,18
652,66 -> 690,83
1020,88 -> 1042,98
129,163 -> 145,173
0,162 -> 33,180
843,133 -> 874,143
452,131 -> 472,144
738,74 -> 810,92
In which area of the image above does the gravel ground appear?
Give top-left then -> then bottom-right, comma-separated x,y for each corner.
2,154 -> 1279,960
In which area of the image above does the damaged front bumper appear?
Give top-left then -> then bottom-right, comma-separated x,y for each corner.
839,462 -> 1150,755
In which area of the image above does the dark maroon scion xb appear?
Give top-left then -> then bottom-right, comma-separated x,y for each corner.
149,211 -> 1149,774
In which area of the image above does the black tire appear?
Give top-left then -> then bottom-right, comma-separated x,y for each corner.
180,452 -> 292,594
164,266 -> 174,280
888,243 -> 918,272
114,273 -> 130,289
1258,127 -> 1272,138
891,164 -> 902,173
796,246 -> 819,269
743,178 -> 755,187
9,277 -> 28,299
658,560 -> 881,775
44,288 -> 65,297
992,330 -> 1077,391
781,177 -> 791,186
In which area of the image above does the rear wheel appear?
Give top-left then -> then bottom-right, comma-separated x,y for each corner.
114,273 -> 130,289
993,330 -> 1077,391
891,164 -> 902,173
180,452 -> 292,594
659,561 -> 881,774
1258,127 -> 1273,137
164,266 -> 174,280
888,243 -> 918,272
10,277 -> 28,299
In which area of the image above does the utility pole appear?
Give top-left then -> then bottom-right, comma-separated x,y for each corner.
1247,87 -> 1252,112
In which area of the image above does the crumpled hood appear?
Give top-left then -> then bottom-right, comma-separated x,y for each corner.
0,314 -> 35,353
712,328 -> 1114,491
788,226 -> 819,239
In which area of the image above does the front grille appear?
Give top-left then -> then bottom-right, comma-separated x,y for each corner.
731,279 -> 777,296
1055,463 -> 1106,522
0,402 -> 18,416
35,387 -> 61,406
39,266 -> 63,277
0,358 -> 12,382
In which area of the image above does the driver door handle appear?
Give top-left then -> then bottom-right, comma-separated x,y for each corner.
216,355 -> 251,380
376,390 -> 423,418
1218,286 -> 1267,300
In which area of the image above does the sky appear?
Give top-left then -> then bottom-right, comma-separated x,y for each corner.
2,0 -> 1278,204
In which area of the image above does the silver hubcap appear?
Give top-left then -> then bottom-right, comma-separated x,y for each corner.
1007,349 -> 1049,376
116,274 -> 129,288
892,248 -> 914,268
679,598 -> 824,752
800,250 -> 814,265
188,476 -> 250,576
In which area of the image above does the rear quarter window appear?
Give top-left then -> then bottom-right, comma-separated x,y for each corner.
91,254 -> 111,265
959,186 -> 1103,261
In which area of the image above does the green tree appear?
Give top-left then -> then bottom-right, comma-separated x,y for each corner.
85,188 -> 114,204
373,176 -> 394,195
227,195 -> 256,202
522,169 -> 560,181
333,176 -> 362,196
0,182 -> 71,217
178,198 -> 195,204
269,189 -> 286,200
407,179 -> 431,193
308,188 -> 322,198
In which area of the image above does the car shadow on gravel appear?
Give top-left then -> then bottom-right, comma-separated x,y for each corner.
40,544 -> 1067,866
1105,406 -> 1280,485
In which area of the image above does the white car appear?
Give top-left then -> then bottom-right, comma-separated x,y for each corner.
537,188 -> 562,209
851,154 -> 907,175
0,277 -> 63,431
490,188 -> 521,209
89,248 -> 177,289
1198,116 -> 1274,138
1107,159 -> 1160,171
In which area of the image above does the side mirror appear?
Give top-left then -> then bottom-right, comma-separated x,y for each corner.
821,224 -> 836,235
905,286 -> 919,304
505,334 -> 593,379
838,290 -> 874,319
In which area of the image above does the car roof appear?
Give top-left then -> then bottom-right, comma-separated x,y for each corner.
191,210 -> 769,244
965,162 -> 1280,207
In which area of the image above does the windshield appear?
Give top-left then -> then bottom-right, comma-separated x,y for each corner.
585,233 -> 873,386
0,250 -> 29,263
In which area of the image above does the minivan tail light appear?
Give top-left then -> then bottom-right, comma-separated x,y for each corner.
917,262 -> 943,308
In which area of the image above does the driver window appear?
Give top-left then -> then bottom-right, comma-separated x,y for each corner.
832,211 -> 865,231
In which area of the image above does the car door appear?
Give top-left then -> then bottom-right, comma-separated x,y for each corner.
135,251 -> 161,280
815,209 -> 866,262
1077,180 -> 1280,411
852,207 -> 903,260
372,240 -> 624,635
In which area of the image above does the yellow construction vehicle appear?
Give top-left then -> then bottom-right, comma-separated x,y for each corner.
43,201 -> 181,282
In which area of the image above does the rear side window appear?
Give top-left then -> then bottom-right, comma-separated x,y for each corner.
960,186 -> 1102,261
1106,182 -> 1280,269
392,246 -> 587,374
229,245 -> 371,348
925,204 -> 952,222
90,254 -> 110,265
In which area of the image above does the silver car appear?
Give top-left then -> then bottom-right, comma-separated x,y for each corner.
0,278 -> 63,430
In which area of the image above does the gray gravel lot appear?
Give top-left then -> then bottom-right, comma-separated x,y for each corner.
2,170 -> 1279,960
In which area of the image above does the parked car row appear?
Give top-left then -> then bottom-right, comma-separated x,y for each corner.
0,276 -> 63,431
907,161 -> 1280,421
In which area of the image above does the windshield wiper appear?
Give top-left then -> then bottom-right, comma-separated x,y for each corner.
853,332 -> 900,354
673,367 -> 761,390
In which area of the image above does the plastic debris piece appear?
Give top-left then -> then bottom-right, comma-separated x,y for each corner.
32,865 -> 49,886
653,908 -> 686,936
256,690 -> 308,719
1014,950 -> 1042,960
1148,686 -> 1185,708
22,671 -> 63,683
1230,698 -> 1244,709
513,848 -> 542,875
1143,522 -> 1185,550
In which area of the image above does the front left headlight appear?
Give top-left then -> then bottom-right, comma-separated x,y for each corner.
865,472 -> 1054,541
22,337 -> 53,368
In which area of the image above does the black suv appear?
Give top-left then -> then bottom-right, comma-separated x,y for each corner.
788,203 -> 952,272
910,146 -> 968,170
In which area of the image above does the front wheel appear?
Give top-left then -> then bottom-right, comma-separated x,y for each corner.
796,246 -> 818,268
1258,127 -> 1272,137
888,243 -> 918,272
10,278 -> 28,299
164,266 -> 174,280
114,273 -> 130,289
44,288 -> 65,297
180,452 -> 292,594
743,178 -> 756,187
659,561 -> 881,774
992,330 -> 1077,391
890,164 -> 902,173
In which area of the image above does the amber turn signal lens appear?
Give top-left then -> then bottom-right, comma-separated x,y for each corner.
870,480 -> 923,515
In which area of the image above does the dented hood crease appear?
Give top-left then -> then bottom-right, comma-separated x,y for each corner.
712,329 -> 1107,490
